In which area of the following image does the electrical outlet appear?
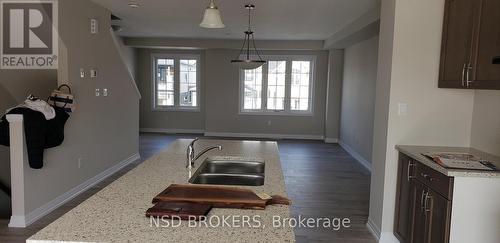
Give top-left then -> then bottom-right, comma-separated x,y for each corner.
95,88 -> 100,97
78,158 -> 83,169
90,19 -> 98,34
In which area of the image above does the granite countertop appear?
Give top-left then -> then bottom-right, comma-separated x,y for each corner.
28,139 -> 295,243
396,145 -> 500,178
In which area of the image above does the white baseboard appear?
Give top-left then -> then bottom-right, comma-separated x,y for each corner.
339,140 -> 372,172
140,128 -> 205,134
379,232 -> 400,243
367,217 -> 381,241
324,137 -> 339,143
204,132 -> 324,140
8,215 -> 26,228
9,153 -> 140,228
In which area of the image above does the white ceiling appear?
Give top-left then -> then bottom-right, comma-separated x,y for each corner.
93,0 -> 378,40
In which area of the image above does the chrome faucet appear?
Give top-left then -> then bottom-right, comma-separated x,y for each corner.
186,138 -> 222,169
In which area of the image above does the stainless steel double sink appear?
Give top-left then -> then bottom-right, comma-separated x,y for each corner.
189,156 -> 265,186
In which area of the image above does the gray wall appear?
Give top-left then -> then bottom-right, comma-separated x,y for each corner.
340,36 -> 379,162
137,48 -> 329,137
205,49 -> 329,136
17,0 -> 139,214
470,90 -> 500,156
115,36 -> 138,81
324,50 -> 344,141
137,49 -> 206,132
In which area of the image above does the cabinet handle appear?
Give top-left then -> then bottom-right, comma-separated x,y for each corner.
407,161 -> 416,181
461,63 -> 467,86
465,63 -> 473,87
420,189 -> 426,212
424,192 -> 433,217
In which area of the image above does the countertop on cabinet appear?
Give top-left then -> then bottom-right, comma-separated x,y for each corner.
27,139 -> 295,243
396,145 -> 500,178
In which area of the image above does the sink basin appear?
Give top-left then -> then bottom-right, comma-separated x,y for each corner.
190,173 -> 265,186
189,157 -> 265,186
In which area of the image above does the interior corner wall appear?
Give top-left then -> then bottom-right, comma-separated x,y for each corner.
339,36 -> 379,162
470,90 -> 500,157
21,0 -> 140,215
324,49 -> 344,141
115,36 -> 138,81
137,48 -> 206,132
371,0 -> 475,238
369,0 -> 395,235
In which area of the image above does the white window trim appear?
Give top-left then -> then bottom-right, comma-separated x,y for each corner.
151,53 -> 201,112
239,55 -> 316,116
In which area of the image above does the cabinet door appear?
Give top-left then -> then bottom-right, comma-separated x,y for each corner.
411,181 -> 429,243
470,0 -> 500,89
394,155 -> 416,243
426,190 -> 452,243
439,0 -> 480,88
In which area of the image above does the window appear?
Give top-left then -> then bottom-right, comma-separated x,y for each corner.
291,61 -> 310,111
240,56 -> 315,115
243,67 -> 263,110
153,54 -> 200,111
267,61 -> 286,110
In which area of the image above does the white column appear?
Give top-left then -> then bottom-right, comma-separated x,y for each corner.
6,114 -> 27,228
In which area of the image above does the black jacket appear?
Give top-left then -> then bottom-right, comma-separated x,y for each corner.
0,106 -> 69,169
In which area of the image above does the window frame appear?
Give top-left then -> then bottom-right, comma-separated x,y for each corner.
151,53 -> 201,112
239,55 -> 316,116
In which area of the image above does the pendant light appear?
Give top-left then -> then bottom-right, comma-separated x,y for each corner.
200,0 -> 225,28
231,4 -> 266,70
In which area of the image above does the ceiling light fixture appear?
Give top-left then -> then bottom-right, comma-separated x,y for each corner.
231,4 -> 266,70
128,1 -> 140,8
200,0 -> 225,29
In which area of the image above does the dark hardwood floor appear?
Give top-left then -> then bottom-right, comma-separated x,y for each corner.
0,133 -> 376,243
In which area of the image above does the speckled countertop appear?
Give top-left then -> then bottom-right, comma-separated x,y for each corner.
28,139 -> 295,243
396,145 -> 500,178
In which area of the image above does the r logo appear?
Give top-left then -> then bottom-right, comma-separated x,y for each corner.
1,0 -> 58,69
2,2 -> 53,54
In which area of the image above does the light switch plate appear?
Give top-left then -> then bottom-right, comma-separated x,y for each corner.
398,103 -> 408,116
103,88 -> 108,97
80,68 -> 85,78
90,69 -> 97,78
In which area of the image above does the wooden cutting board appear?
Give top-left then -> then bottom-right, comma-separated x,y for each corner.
146,202 -> 212,220
152,184 -> 290,210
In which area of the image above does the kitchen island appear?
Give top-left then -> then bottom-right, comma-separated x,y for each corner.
28,139 -> 295,242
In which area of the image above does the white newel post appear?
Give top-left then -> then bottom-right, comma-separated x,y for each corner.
6,114 -> 27,228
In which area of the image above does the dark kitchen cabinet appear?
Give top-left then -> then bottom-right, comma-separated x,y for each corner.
439,0 -> 500,90
470,0 -> 500,89
439,0 -> 478,88
426,189 -> 452,243
411,181 -> 428,243
394,153 -> 453,243
394,155 -> 415,243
